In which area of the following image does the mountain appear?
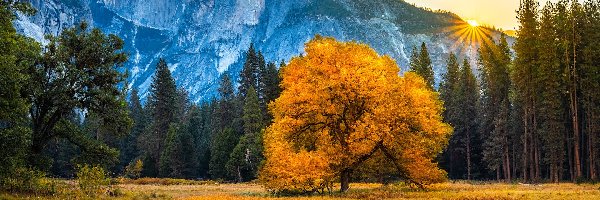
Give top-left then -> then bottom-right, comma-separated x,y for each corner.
15,0 -> 490,102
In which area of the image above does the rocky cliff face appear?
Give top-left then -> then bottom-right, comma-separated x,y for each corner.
16,0 -> 486,102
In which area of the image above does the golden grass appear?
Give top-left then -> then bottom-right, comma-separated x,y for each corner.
115,177 -> 217,185
3,180 -> 600,199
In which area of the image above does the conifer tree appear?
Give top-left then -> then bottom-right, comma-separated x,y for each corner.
178,123 -> 199,178
159,124 -> 183,177
439,53 -> 463,178
210,127 -> 238,180
261,62 -> 281,109
410,42 -> 435,88
119,89 -> 145,173
227,87 -> 265,182
239,44 -> 259,97
159,121 -> 199,178
567,1 -> 584,181
580,0 -> 600,181
257,51 -> 267,98
214,74 -> 235,132
513,0 -> 540,182
187,104 -> 211,178
537,2 -> 566,183
457,59 -> 479,180
209,74 -> 239,179
409,45 -> 420,72
495,34 -> 513,182
479,35 -> 513,181
258,61 -> 281,123
175,88 -> 191,122
140,58 -> 178,177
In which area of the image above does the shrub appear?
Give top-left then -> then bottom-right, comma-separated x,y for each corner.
1,168 -> 55,194
76,164 -> 110,197
124,159 -> 143,179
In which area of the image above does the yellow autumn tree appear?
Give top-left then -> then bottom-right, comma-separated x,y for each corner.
259,36 -> 452,194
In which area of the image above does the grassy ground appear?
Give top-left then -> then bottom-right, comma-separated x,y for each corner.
2,180 -> 600,199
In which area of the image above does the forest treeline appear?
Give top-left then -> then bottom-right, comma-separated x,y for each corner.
122,44 -> 282,181
436,0 -> 600,183
2,0 -> 600,193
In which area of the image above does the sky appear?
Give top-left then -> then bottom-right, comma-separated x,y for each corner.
403,0 -> 580,30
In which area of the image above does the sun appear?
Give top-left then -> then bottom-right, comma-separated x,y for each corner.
467,20 -> 479,27
437,18 -> 494,55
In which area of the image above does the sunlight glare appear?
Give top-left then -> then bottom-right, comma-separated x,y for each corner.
438,19 -> 494,55
467,20 -> 479,27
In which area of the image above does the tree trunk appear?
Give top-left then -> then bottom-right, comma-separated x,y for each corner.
573,95 -> 581,180
571,11 -> 582,181
559,134 -> 565,182
340,169 -> 351,192
535,136 -> 541,181
532,100 -> 540,182
496,168 -> 500,181
593,113 -> 598,181
568,130 -> 574,182
467,128 -> 472,181
512,141 -> 517,181
504,139 -> 511,182
551,163 -> 557,183
237,166 -> 242,183
523,109 -> 529,183
589,113 -> 596,180
29,139 -> 45,167
529,135 -> 535,182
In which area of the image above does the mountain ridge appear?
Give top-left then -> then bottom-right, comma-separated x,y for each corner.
15,0 -> 490,102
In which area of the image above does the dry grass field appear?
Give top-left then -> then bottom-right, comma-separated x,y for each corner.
2,179 -> 600,200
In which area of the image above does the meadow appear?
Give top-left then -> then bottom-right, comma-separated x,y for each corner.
2,179 -> 600,200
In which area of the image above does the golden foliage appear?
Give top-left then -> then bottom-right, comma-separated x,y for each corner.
259,36 -> 452,193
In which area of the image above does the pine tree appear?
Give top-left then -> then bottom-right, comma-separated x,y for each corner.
256,51 -> 267,100
214,74 -> 235,132
178,122 -> 199,179
159,124 -> 183,177
159,121 -> 199,178
187,104 -> 211,178
567,1 -> 584,182
439,53 -> 463,179
409,42 -> 435,88
209,74 -> 239,179
239,43 -> 259,97
175,88 -> 191,122
457,59 -> 479,180
210,127 -> 238,180
256,61 -> 281,124
513,0 -> 540,182
497,35 -> 513,182
227,87 -> 265,182
409,45 -> 420,72
140,58 -> 178,177
119,89 -> 145,174
261,62 -> 281,112
580,0 -> 600,181
479,35 -> 513,181
537,2 -> 566,183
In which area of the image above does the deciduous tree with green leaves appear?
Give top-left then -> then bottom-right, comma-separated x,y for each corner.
27,22 -> 131,169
